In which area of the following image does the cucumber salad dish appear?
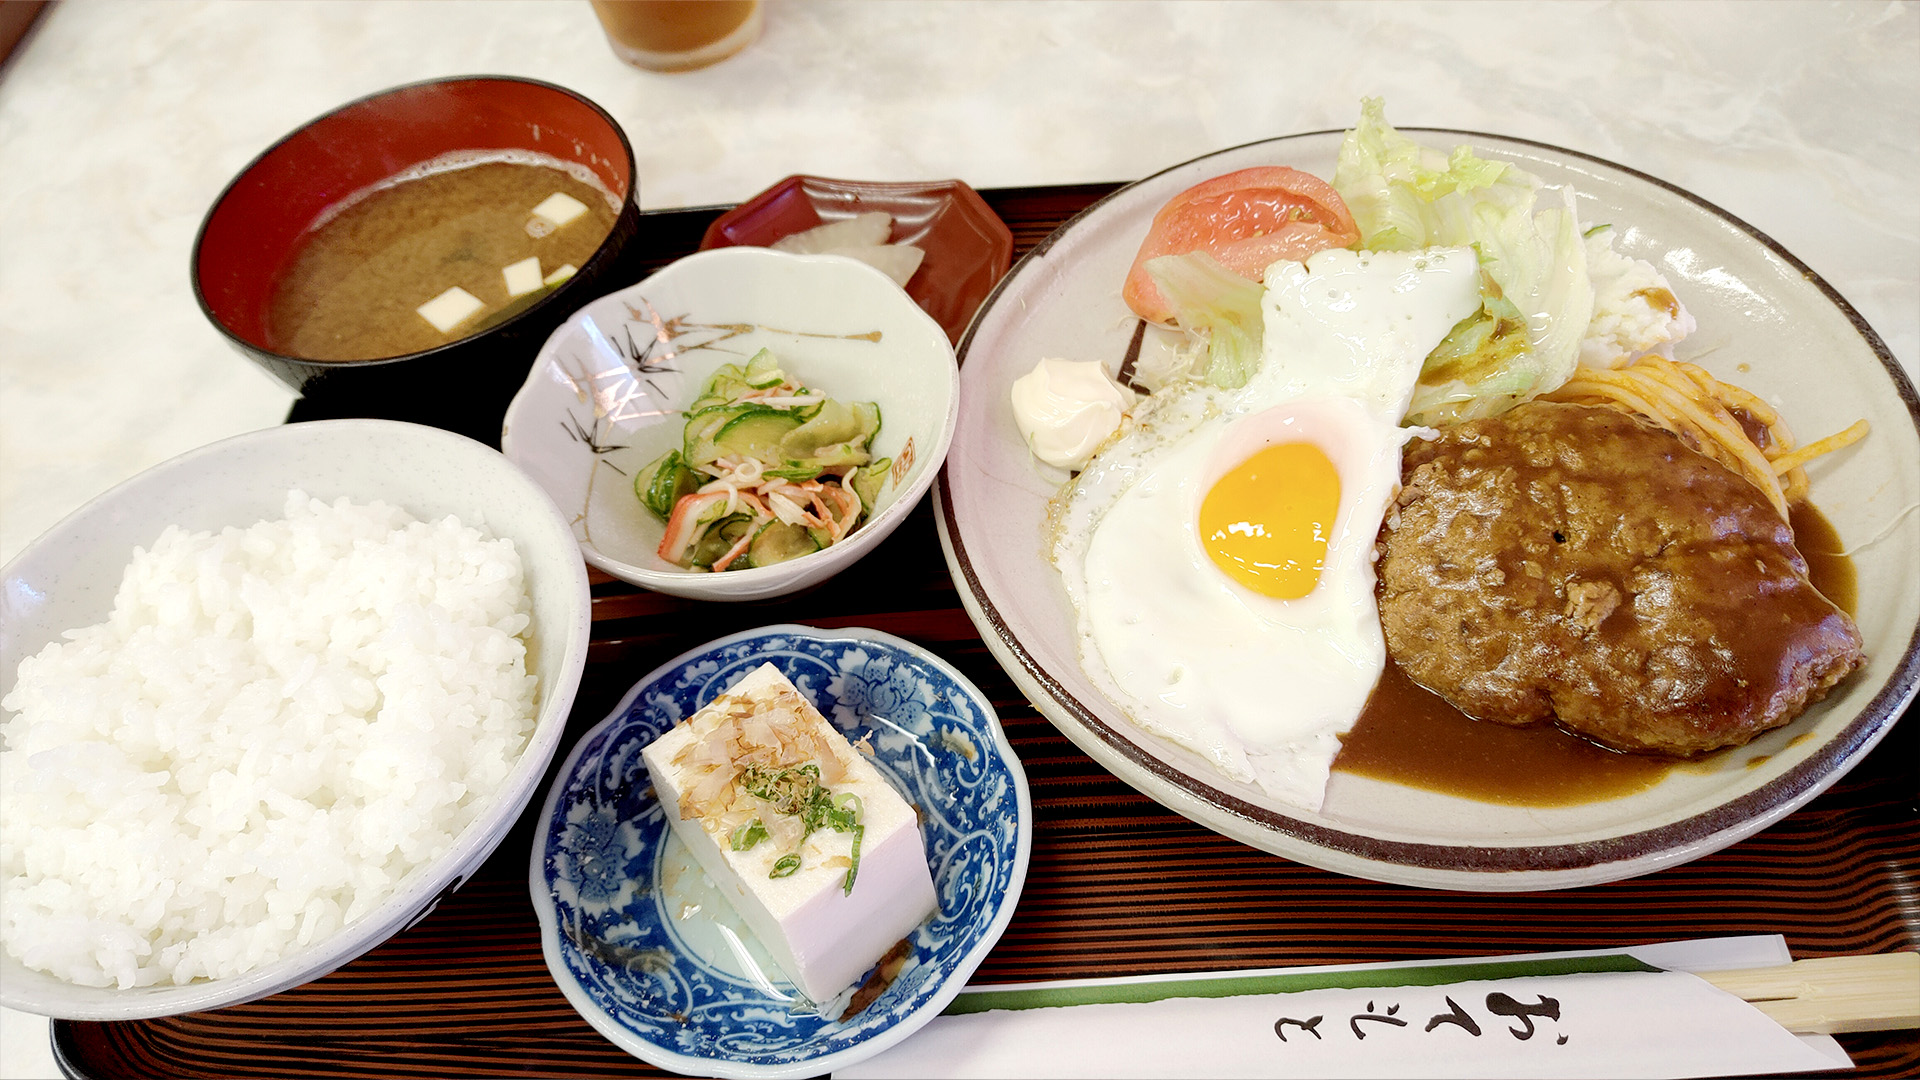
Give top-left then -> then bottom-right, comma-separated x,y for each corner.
633,349 -> 892,572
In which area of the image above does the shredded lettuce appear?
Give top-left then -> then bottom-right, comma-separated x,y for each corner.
1333,98 -> 1593,424
1144,251 -> 1266,390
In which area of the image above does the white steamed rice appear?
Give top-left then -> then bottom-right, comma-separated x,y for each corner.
0,491 -> 537,989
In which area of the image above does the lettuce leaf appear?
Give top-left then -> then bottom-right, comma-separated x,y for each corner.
1144,251 -> 1266,390
1333,98 -> 1593,424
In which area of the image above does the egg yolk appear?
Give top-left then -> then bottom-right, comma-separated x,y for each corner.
1199,441 -> 1341,599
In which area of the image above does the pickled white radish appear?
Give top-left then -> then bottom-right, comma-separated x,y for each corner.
772,211 -> 894,254
826,243 -> 925,287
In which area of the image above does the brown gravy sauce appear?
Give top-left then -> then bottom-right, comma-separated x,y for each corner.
1789,502 -> 1856,616
1332,502 -> 1857,805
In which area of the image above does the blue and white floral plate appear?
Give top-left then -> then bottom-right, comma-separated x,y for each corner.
528,625 -> 1032,1079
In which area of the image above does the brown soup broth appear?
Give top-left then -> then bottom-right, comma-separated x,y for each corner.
267,155 -> 618,362
1334,501 -> 1857,805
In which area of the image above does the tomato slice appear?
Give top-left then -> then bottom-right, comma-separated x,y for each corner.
1122,166 -> 1361,324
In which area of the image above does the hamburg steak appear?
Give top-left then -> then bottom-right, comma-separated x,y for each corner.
1377,401 -> 1863,757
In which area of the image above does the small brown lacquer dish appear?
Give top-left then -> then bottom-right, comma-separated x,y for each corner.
701,175 -> 1013,346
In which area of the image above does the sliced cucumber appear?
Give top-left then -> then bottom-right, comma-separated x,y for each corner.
780,400 -> 863,458
851,457 -> 891,515
803,440 -> 873,470
684,492 -> 737,532
634,449 -> 699,521
747,519 -> 820,567
645,346 -> 889,573
713,409 -> 803,462
689,512 -> 755,569
851,400 -> 882,442
685,403 -> 782,465
632,450 -> 675,518
764,462 -> 826,482
697,362 -> 749,397
681,407 -> 736,463
743,348 -> 785,388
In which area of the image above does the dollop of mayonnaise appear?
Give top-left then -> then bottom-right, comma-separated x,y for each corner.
1009,358 -> 1138,470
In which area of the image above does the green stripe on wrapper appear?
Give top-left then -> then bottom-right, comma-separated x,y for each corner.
943,954 -> 1661,1015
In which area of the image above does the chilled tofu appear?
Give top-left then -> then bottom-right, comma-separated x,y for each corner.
530,191 -> 590,229
642,663 -> 938,1002
415,286 -> 484,333
502,256 -> 544,297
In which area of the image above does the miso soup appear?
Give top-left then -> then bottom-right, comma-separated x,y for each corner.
267,152 -> 619,361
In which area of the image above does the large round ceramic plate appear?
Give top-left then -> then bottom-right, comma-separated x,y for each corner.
936,128 -> 1920,891
528,625 -> 1031,1079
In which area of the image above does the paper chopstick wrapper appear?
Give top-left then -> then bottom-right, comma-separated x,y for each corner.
836,937 -> 1862,1080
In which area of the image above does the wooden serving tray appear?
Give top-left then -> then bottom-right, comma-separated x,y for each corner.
52,185 -> 1918,1080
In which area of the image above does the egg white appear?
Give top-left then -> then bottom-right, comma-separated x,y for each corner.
1053,247 -> 1483,812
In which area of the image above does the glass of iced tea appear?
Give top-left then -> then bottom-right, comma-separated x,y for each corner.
589,0 -> 763,73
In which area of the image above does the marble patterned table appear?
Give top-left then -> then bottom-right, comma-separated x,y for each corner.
2,2 -> 1915,1077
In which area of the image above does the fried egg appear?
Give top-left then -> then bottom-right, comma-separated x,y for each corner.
1053,247 -> 1482,811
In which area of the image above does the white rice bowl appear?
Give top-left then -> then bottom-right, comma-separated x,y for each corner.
0,420 -> 591,1020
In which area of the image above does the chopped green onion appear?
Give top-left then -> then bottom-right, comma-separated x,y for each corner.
737,762 -> 866,885
842,823 -> 865,895
730,819 -> 768,851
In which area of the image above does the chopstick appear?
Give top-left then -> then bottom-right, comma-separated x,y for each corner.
1696,953 -> 1920,1034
